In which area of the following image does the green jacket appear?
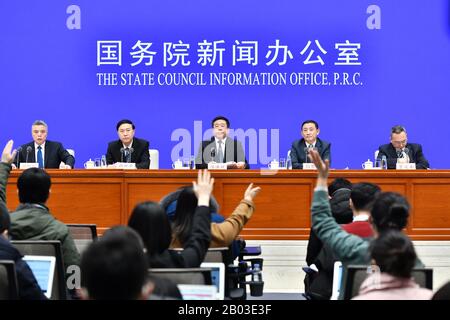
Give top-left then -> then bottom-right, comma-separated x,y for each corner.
311,189 -> 371,265
0,163 -> 80,272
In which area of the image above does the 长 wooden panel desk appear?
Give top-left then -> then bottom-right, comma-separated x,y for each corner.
5,170 -> 450,240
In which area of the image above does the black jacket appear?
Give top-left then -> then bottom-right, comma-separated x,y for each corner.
290,138 -> 331,169
147,206 -> 211,268
377,143 -> 429,169
0,236 -> 47,300
15,140 -> 75,169
195,137 -> 249,169
106,138 -> 150,169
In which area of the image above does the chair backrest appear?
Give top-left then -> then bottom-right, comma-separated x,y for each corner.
0,260 -> 19,300
149,149 -> 159,169
66,224 -> 98,254
148,268 -> 212,285
11,240 -> 67,300
342,265 -> 433,300
203,247 -> 232,264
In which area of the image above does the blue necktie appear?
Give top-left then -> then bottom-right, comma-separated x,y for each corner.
37,146 -> 44,168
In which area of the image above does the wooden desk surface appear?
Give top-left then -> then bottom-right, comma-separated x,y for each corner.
5,169 -> 450,240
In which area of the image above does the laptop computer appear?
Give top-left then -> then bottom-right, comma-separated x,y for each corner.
23,255 -> 56,299
200,262 -> 225,300
177,284 -> 218,300
330,261 -> 343,300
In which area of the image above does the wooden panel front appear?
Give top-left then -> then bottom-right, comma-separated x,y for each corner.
4,169 -> 450,240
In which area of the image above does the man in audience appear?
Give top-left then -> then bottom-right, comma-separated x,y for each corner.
1,145 -> 47,299
290,120 -> 331,169
0,140 -> 80,274
106,119 -> 150,169
377,125 -> 429,169
195,116 -> 249,169
14,120 -> 74,169
80,226 -> 153,300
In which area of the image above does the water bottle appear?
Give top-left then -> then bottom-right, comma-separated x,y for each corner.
381,155 -> 387,170
286,153 -> 292,170
252,263 -> 262,282
101,155 -> 107,168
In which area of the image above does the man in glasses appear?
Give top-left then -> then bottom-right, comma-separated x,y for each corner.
377,125 -> 429,169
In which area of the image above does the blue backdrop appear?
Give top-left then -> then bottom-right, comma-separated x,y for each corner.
1,1 -> 449,168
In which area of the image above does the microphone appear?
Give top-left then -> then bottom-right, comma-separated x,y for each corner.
25,146 -> 32,163
210,147 -> 216,161
128,147 -> 134,163
15,147 -> 22,167
120,147 -> 125,163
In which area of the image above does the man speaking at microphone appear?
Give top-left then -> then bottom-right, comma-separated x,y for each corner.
377,125 -> 430,169
14,120 -> 75,169
106,119 -> 150,169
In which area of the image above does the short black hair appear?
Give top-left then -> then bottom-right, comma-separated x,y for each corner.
301,120 -> 319,130
351,182 -> 381,211
370,230 -> 416,279
0,203 -> 11,233
211,116 -> 230,128
81,226 -> 148,300
17,168 -> 51,204
328,178 -> 352,197
116,119 -> 135,131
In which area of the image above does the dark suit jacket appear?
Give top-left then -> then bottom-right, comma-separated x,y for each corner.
377,143 -> 429,169
195,137 -> 249,169
290,138 -> 331,169
15,140 -> 75,169
106,137 -> 150,169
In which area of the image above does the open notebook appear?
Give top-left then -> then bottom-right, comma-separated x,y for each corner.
23,255 -> 56,299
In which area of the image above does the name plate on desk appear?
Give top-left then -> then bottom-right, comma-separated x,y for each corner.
396,163 -> 416,170
208,163 -> 227,170
115,162 -> 137,169
302,163 -> 317,170
19,163 -> 39,169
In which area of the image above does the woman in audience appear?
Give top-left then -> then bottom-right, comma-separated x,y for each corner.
432,281 -> 450,300
170,183 -> 261,248
353,230 -> 433,300
128,170 -> 213,268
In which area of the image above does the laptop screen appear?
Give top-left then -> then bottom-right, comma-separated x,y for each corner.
177,284 -> 218,300
331,261 -> 343,300
200,262 -> 225,300
23,255 -> 56,298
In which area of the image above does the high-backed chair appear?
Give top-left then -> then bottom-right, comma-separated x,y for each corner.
149,149 -> 159,169
11,240 -> 67,300
148,268 -> 212,285
66,224 -> 98,254
342,265 -> 433,300
0,260 -> 19,300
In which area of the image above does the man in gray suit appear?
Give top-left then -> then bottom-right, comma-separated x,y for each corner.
195,116 -> 249,169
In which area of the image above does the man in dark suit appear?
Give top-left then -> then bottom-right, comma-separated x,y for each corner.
14,120 -> 75,169
290,120 -> 331,169
195,116 -> 249,169
106,119 -> 150,169
377,125 -> 429,169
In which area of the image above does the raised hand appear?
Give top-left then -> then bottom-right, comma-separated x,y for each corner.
193,169 -> 215,206
1,140 -> 17,164
244,183 -> 261,202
